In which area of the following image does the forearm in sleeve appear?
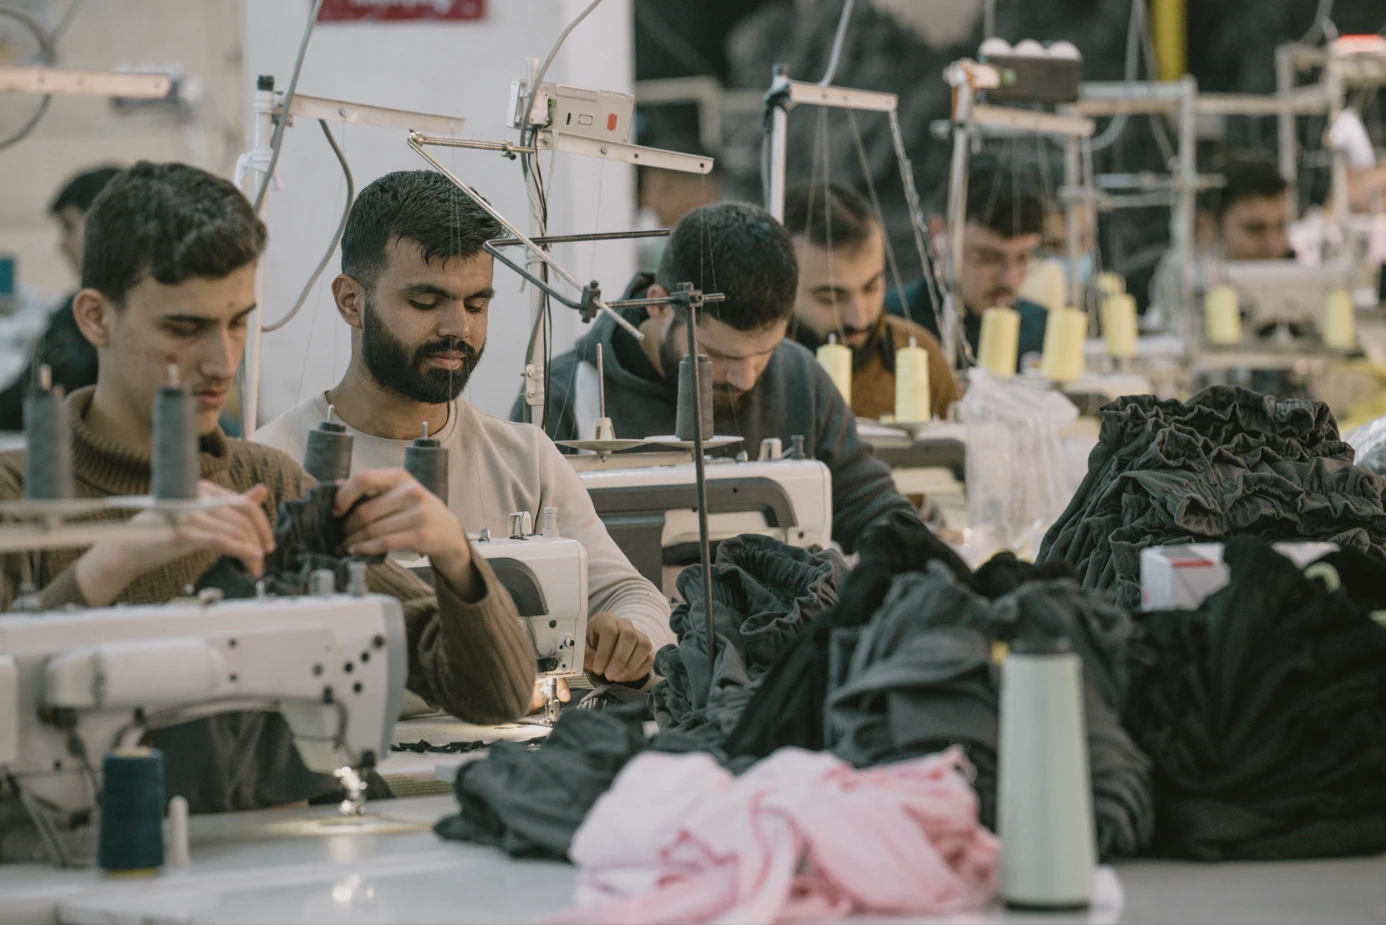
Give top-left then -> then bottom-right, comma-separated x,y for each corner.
373,556 -> 535,725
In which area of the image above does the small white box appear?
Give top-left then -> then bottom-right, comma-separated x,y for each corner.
1139,542 -> 1338,611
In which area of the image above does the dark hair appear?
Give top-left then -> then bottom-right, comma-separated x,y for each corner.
1214,154 -> 1288,219
50,165 -> 123,216
656,201 -> 798,332
81,161 -> 266,305
341,170 -> 502,289
783,182 -> 878,252
965,170 -> 1045,238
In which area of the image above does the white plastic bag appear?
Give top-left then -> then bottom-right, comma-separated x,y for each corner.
958,371 -> 1080,563
1345,413 -> 1386,477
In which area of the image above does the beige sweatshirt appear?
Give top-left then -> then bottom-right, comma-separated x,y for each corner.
257,393 -> 675,652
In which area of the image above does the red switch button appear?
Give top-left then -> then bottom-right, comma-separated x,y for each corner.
607,113 -> 618,132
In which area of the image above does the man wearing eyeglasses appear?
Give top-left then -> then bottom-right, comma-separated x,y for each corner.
887,170 -> 1049,373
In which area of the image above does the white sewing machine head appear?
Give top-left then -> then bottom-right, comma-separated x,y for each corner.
574,456 -> 833,594
1217,259 -> 1353,337
0,590 -> 406,864
471,531 -> 588,681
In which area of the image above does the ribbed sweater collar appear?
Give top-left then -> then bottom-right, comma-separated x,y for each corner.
66,386 -> 232,497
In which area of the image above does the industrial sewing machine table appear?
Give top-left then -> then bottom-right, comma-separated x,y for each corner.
1,793 -> 1383,923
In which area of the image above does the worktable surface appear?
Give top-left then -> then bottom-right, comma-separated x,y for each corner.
2,794 -> 1383,924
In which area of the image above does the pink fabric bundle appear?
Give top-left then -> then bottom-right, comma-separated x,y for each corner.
548,746 -> 998,925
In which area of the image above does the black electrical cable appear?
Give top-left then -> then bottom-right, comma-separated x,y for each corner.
0,6 -> 58,153
251,0 -> 326,214
262,119 -> 353,333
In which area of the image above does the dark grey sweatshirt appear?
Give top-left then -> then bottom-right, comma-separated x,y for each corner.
511,301 -> 916,554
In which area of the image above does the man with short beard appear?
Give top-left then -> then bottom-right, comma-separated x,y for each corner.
783,182 -> 961,421
258,171 -> 673,696
527,201 -> 915,554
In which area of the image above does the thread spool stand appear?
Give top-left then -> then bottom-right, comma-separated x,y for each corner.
555,343 -> 649,457
404,422 -> 449,503
303,404 -> 354,482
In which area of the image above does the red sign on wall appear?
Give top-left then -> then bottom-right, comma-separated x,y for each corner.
318,0 -> 486,23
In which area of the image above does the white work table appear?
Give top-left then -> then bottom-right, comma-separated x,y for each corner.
2,792 -> 1383,924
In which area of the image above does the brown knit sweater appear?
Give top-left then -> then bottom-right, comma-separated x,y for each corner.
0,388 -> 535,812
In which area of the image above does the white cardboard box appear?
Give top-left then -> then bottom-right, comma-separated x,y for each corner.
1139,542 -> 1338,610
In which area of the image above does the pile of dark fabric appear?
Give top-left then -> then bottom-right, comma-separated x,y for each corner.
1125,540 -> 1386,861
436,516 -> 1155,861
815,550 -> 1153,859
1038,386 -> 1386,610
651,534 -> 847,748
195,483 -> 383,598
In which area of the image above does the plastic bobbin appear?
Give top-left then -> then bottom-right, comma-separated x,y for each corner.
151,365 -> 199,501
592,417 -> 617,441
310,568 -> 336,596
404,422 -> 449,504
98,747 -> 166,875
303,404 -> 353,482
789,435 -> 807,459
541,506 -> 559,538
22,365 -> 73,501
347,561 -> 368,597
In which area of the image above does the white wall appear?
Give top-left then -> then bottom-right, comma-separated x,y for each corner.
240,0 -> 635,424
0,0 -> 245,304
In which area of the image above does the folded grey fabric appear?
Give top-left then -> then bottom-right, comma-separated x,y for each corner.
1038,387 -> 1386,610
825,563 -> 1155,860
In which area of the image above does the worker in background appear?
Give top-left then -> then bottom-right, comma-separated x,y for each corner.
0,165 -> 121,430
257,171 -> 674,704
886,170 -> 1049,371
528,201 -> 917,554
0,162 -> 535,814
636,163 -> 721,274
1022,198 -> 1096,311
783,182 -> 961,420
1146,154 -> 1292,332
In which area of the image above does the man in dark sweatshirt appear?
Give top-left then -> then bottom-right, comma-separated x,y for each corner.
514,201 -> 915,553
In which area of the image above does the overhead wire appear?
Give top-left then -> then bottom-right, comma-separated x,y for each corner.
818,0 -> 856,87
0,6 -> 58,153
261,119 -> 353,333
251,0 -> 326,214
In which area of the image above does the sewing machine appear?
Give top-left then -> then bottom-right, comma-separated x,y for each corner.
574,456 -> 832,593
397,515 -> 589,723
1219,260 -> 1354,339
0,589 -> 406,865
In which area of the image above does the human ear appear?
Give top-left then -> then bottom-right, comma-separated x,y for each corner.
333,275 -> 366,329
71,288 -> 112,348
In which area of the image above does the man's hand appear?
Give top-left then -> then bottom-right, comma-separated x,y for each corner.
334,469 -> 481,600
585,612 -> 655,684
528,678 -> 571,714
76,481 -> 275,607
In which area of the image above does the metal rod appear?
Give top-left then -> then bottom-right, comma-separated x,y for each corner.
409,132 -> 645,341
597,344 -> 605,419
679,283 -> 718,689
608,293 -> 725,310
410,132 -> 537,156
1276,45 -> 1299,223
1064,134 -> 1084,313
1174,76 -> 1199,362
488,229 -> 670,247
943,76 -> 974,371
766,65 -> 790,221
241,81 -> 276,441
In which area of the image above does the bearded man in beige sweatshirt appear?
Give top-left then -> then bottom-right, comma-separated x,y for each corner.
257,171 -> 673,700
0,162 -> 534,815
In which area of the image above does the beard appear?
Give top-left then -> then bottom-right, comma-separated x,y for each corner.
361,299 -> 483,404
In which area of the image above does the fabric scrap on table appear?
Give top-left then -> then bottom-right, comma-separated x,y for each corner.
549,746 -> 997,925
1037,387 -> 1386,611
1124,540 -> 1386,860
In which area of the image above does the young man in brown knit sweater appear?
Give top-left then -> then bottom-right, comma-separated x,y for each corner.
0,162 -> 535,815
